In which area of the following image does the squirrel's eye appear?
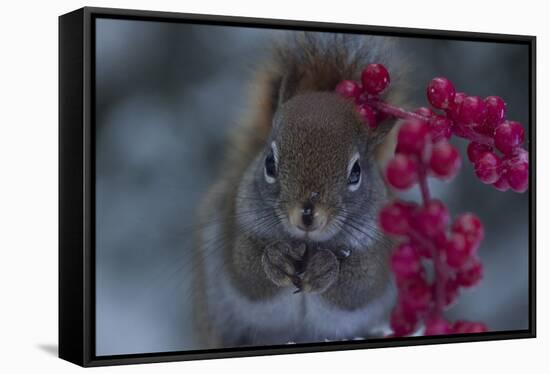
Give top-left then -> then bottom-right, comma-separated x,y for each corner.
347,159 -> 361,191
264,143 -> 278,184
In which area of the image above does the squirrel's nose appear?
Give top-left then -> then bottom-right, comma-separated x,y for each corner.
301,201 -> 315,228
288,202 -> 327,233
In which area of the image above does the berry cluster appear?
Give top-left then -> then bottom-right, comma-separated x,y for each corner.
335,64 -> 391,129
335,67 -> 529,193
379,201 -> 486,336
428,78 -> 529,193
336,64 -> 530,337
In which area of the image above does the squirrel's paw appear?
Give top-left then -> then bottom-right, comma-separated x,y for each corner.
262,242 -> 305,288
300,248 -> 340,294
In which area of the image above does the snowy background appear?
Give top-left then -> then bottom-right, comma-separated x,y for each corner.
94,18 -> 530,355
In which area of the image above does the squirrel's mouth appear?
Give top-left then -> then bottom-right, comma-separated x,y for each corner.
285,204 -> 336,242
287,225 -> 334,242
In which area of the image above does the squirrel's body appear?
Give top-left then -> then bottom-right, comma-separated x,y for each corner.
193,34 -> 408,348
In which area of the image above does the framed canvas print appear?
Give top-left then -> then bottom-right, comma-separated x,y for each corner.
59,6 -> 536,367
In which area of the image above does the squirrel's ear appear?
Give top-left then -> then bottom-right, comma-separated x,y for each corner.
370,120 -> 401,170
277,70 -> 301,108
367,119 -> 397,148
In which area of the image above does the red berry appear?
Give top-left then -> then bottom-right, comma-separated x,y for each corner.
454,92 -> 466,103
335,80 -> 362,100
361,64 -> 390,95
445,232 -> 475,268
493,175 -> 510,192
452,213 -> 484,249
357,103 -> 378,128
386,154 -> 418,190
396,120 -> 431,155
507,161 -> 529,193
428,116 -> 453,142
456,96 -> 487,128
433,232 -> 449,252
512,147 -> 529,163
400,277 -> 432,313
494,121 -> 525,155
453,321 -> 488,334
456,258 -> 484,288
447,92 -> 466,121
424,317 -> 452,335
484,96 -> 507,128
474,152 -> 501,184
414,200 -> 450,238
427,77 -> 456,110
467,142 -> 493,163
391,243 -> 422,281
379,201 -> 415,235
429,142 -> 461,179
476,123 -> 496,136
415,106 -> 435,118
390,303 -> 418,336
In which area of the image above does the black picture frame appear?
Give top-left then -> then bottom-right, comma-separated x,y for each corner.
59,6 -> 537,367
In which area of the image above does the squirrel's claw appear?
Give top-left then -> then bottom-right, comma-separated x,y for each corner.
336,248 -> 352,260
291,274 -> 304,294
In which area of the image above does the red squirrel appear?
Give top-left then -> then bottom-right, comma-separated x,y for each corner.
193,33 -> 410,347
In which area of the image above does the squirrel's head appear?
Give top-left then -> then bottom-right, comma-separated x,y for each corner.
255,92 -> 390,243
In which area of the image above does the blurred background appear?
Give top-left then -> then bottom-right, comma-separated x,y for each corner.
95,18 -> 530,356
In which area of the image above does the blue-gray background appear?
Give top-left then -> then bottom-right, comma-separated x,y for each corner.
95,18 -> 530,356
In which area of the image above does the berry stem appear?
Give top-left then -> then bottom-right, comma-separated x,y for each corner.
371,99 -> 495,146
453,123 -> 495,146
431,245 -> 446,318
416,157 -> 446,320
407,228 -> 446,320
371,100 -> 429,123
416,158 -> 431,206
